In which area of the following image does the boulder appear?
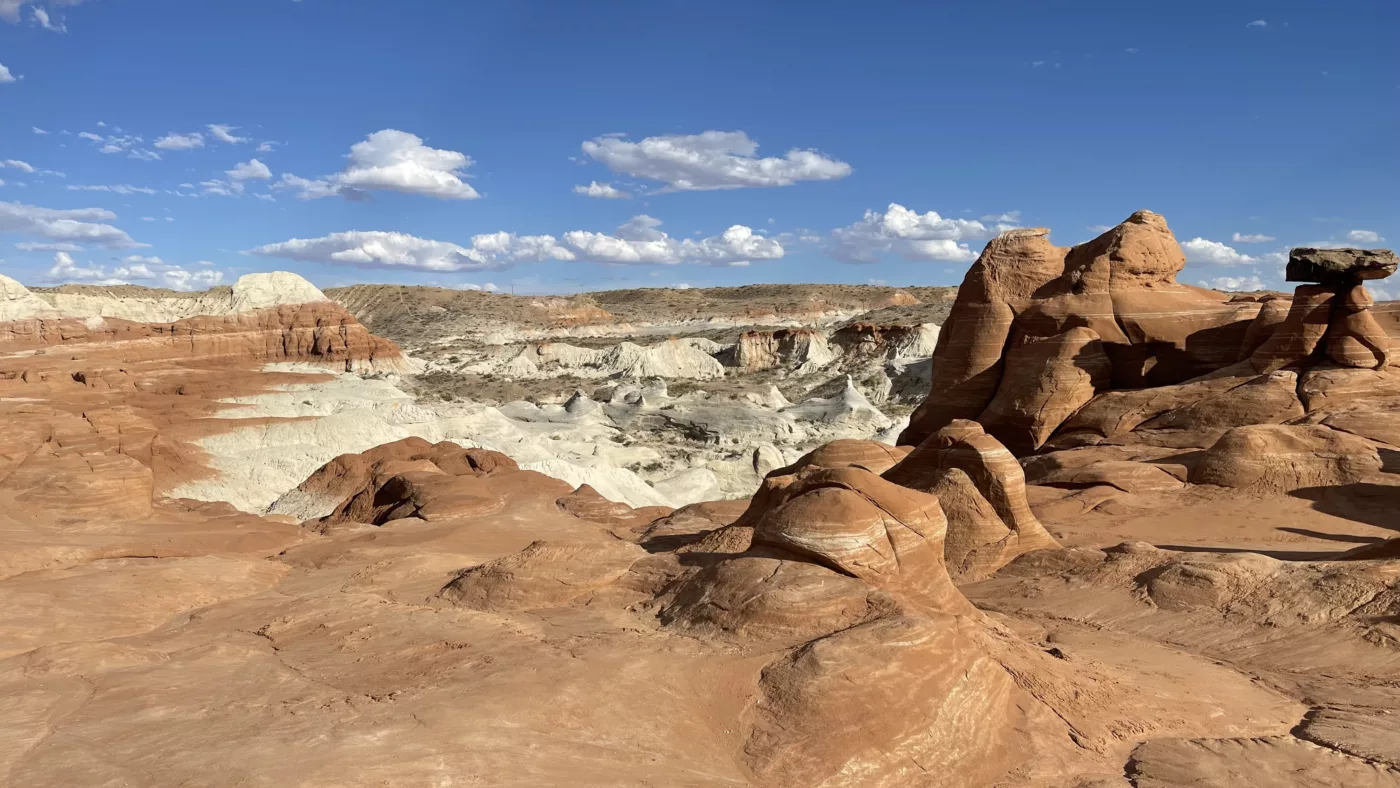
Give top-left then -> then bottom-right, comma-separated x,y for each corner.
1189,424 -> 1381,492
770,438 -> 909,477
440,539 -> 647,612
1286,247 -> 1399,284
884,421 -> 1059,578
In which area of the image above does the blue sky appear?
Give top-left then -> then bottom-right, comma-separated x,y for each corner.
1,0 -> 1396,295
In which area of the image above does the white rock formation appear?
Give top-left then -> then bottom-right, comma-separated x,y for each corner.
33,272 -> 330,322
0,274 -> 59,321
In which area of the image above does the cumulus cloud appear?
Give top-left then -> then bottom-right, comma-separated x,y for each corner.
828,203 -> 1004,264
47,250 -> 110,281
573,181 -> 630,199
562,215 -> 783,266
581,130 -> 851,192
0,62 -> 19,83
278,130 -> 479,201
1200,275 -> 1267,292
1246,19 -> 1267,28
250,230 -> 572,272
0,200 -> 146,248
227,158 -> 272,181
207,124 -> 248,144
154,132 -> 205,150
2,159 -> 35,173
32,127 -> 47,134
1181,237 -> 1256,265
67,184 -> 157,195
1346,229 -> 1385,244
1231,232 -> 1275,243
47,250 -> 223,289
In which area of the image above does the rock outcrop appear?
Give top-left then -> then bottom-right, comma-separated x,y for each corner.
901,214 -> 1399,455
901,211 -> 1262,449
2,272 -> 410,374
1286,247 -> 1399,285
1189,424 -> 1382,493
885,420 -> 1059,578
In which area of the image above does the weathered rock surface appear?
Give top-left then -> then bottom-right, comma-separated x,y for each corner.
1189,424 -> 1382,492
901,211 -> 1263,448
1287,247 -> 1399,284
6,242 -> 1400,788
441,539 -> 648,611
885,420 -> 1059,578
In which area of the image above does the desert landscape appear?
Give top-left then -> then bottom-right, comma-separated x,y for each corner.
3,3 -> 1395,785
3,211 -> 1399,786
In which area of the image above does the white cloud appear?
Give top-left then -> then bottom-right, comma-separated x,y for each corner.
250,229 -> 572,272
1181,237 -> 1256,265
277,129 -> 479,201
0,62 -> 19,83
32,126 -> 47,134
207,124 -> 248,144
562,215 -> 783,266
256,141 -> 276,153
581,130 -> 851,192
828,203 -> 1001,264
1,0 -> 87,27
275,173 -> 340,200
200,179 -> 240,197
227,158 -> 272,181
1346,229 -> 1385,244
1231,232 -> 1275,243
16,241 -> 80,251
981,211 -> 1021,223
0,200 -> 146,248
48,250 -> 111,281
1200,275 -> 1266,291
573,181 -> 630,199
67,184 -> 157,195
154,132 -> 205,150
1247,19 -> 1267,28
79,131 -> 161,161
31,5 -> 63,31
47,250 -> 223,290
1,159 -> 35,173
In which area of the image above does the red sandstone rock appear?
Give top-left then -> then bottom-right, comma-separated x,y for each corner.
902,211 -> 1260,447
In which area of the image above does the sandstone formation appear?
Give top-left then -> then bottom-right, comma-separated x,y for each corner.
1189,424 -> 1382,493
6,236 -> 1400,787
902,212 -> 1399,457
1287,247 -> 1399,284
885,419 -> 1059,578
